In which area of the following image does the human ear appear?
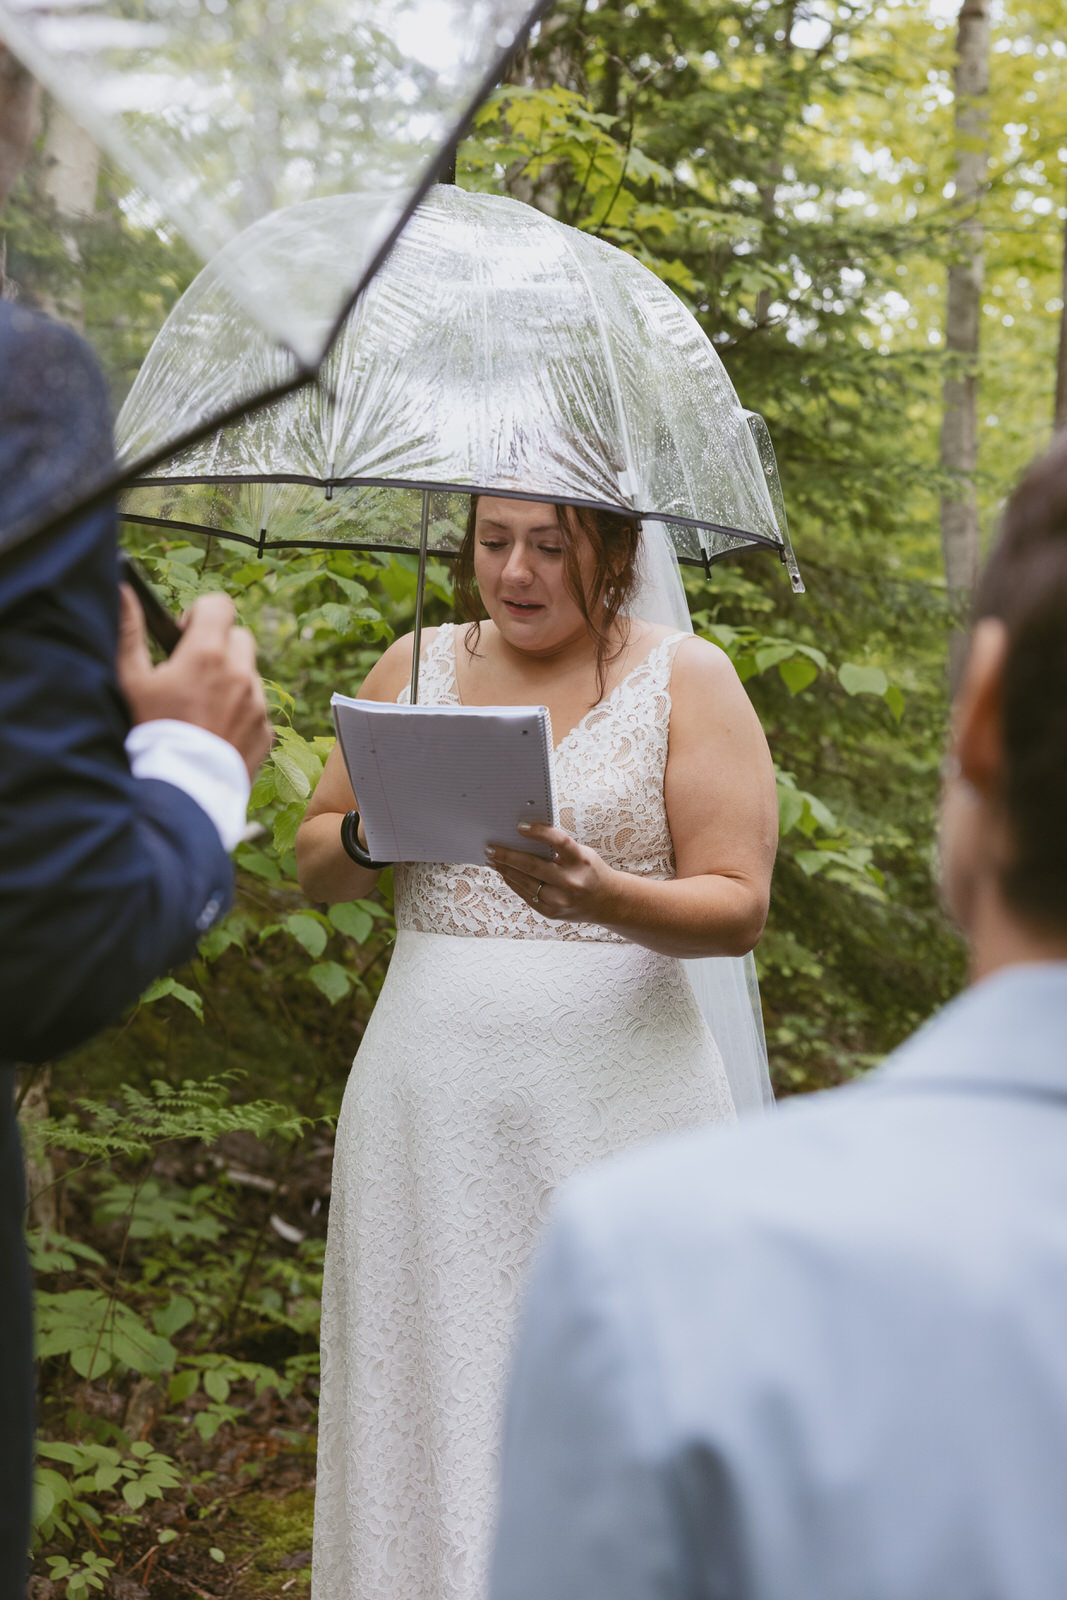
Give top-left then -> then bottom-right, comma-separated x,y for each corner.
953,617 -> 1008,798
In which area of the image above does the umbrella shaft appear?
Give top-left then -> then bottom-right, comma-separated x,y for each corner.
409,489 -> 431,706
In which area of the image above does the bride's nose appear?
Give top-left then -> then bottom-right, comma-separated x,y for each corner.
502,542 -> 535,584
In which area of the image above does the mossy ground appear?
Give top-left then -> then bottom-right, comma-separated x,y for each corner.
171,1485 -> 315,1598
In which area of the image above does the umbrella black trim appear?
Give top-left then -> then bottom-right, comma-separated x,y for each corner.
124,475 -> 785,552
9,0 -> 556,554
119,511 -> 779,578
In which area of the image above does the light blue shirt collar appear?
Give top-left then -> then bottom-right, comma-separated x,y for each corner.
875,961 -> 1067,1103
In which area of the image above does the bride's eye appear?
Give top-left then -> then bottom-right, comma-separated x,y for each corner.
478,539 -> 507,550
539,544 -> 563,555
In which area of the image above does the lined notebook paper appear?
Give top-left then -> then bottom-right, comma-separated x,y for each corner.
330,694 -> 559,865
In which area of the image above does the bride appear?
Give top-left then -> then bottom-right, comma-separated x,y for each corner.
295,495 -> 778,1600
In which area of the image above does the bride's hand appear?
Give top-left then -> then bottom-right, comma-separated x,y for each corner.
485,823 -> 620,924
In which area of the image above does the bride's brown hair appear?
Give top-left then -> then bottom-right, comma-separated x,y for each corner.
452,496 -> 642,703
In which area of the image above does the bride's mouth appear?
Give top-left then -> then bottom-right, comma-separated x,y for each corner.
502,599 -> 544,616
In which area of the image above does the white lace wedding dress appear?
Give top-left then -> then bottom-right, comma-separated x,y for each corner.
312,623 -> 736,1600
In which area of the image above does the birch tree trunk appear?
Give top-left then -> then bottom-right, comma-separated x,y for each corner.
38,98 -> 99,329
753,1 -> 796,328
939,0 -> 991,674
1055,184 -> 1067,430
19,1067 -> 58,1237
13,102 -> 96,1237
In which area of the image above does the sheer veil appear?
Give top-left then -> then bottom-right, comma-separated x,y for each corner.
628,519 -> 773,1115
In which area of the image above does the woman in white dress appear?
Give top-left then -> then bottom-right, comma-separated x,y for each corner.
295,496 -> 778,1600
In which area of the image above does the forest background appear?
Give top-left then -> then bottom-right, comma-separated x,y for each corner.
5,0 -> 1066,1594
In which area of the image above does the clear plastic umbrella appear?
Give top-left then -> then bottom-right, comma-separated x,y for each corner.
0,0 -> 549,552
118,180 -> 790,1114
118,183 -> 802,695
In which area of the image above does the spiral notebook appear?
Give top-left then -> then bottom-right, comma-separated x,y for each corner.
330,694 -> 559,866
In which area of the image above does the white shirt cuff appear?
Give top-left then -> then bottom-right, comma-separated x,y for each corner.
125,719 -> 251,854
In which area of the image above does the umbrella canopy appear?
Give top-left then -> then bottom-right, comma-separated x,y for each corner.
118,185 -> 802,590
0,0 -> 548,551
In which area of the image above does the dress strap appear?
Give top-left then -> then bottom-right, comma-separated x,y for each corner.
645,630 -> 691,687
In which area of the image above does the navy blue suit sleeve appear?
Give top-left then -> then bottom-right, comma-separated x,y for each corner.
0,305 -> 233,1062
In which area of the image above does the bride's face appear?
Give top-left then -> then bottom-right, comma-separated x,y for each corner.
473,497 -> 598,653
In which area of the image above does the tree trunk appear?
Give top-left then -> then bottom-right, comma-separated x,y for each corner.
1055,183 -> 1067,430
19,1066 -> 59,1238
38,98 -> 100,329
753,1 -> 796,327
939,0 -> 991,674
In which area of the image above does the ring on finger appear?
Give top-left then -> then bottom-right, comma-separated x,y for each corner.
531,883 -> 543,907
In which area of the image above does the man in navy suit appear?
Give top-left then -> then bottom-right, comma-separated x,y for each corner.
0,45 -> 272,1591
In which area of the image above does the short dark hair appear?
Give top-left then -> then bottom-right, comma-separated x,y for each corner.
453,496 -> 641,702
974,433 -> 1067,931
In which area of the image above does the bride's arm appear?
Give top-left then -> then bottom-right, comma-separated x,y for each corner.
295,633 -> 421,905
486,638 -> 778,959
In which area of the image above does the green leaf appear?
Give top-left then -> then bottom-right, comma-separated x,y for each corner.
272,750 -> 312,803
777,783 -> 806,836
209,1548 -> 226,1564
169,1368 -> 200,1403
753,640 -> 797,674
800,793 -> 838,836
203,1368 -> 230,1402
197,921 -> 245,962
153,1294 -> 195,1339
885,684 -> 906,722
235,845 -> 283,884
139,977 -> 203,1021
122,1481 -> 148,1510
302,601 -> 360,638
327,902 -> 374,943
331,574 -> 370,604
158,1529 -> 179,1545
273,726 -> 325,784
248,764 -> 276,808
308,961 -> 352,1004
838,662 -> 889,697
263,678 -> 296,716
285,912 -> 328,958
272,801 -> 305,856
33,1470 -> 63,1525
38,1441 -> 90,1467
779,657 -> 819,695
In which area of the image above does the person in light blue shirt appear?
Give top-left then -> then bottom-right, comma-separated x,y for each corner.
490,435 -> 1067,1600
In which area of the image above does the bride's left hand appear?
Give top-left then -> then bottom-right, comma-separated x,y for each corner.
485,823 -> 620,924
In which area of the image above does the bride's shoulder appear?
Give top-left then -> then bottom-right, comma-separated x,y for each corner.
621,618 -> 675,655
620,619 -> 695,668
671,631 -> 741,682
669,633 -> 750,724
358,627 -> 445,701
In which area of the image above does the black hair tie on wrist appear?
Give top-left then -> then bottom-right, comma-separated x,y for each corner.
340,811 -> 394,871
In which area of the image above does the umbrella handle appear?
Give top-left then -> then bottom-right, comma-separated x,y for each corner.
409,489 -> 431,706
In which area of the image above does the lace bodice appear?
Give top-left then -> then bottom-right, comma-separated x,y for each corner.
393,623 -> 687,942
